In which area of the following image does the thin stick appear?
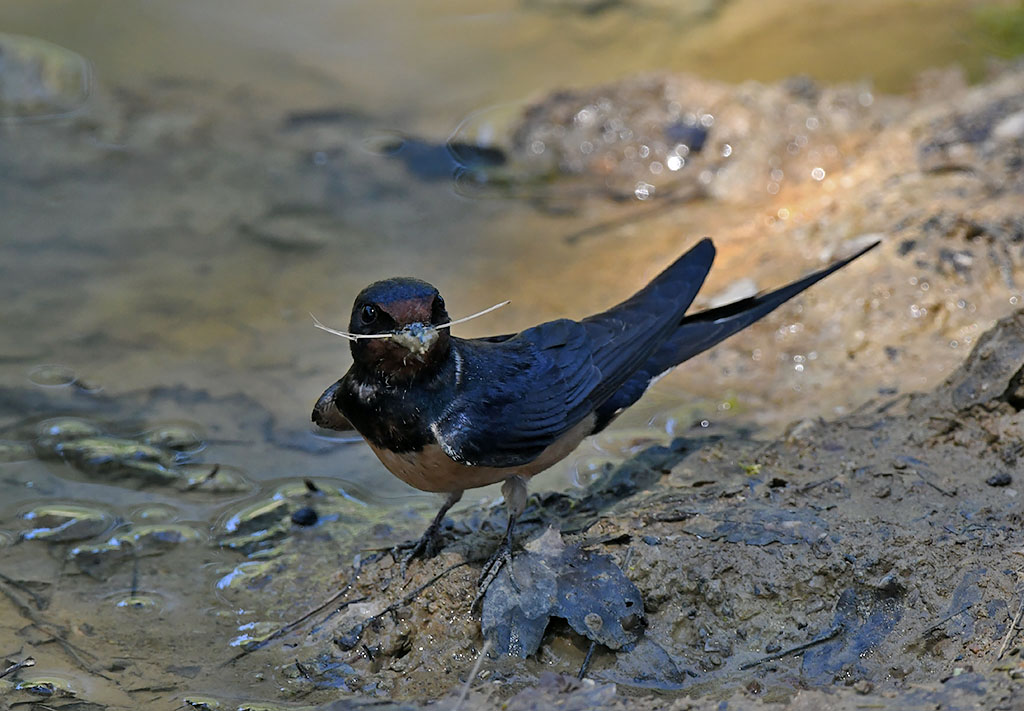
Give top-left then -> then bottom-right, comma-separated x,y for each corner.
918,603 -> 975,638
578,640 -> 597,679
997,593 -> 1024,660
739,624 -> 844,670
453,640 -> 492,711
310,313 -> 371,341
0,656 -> 35,680
221,553 -> 384,666
0,576 -> 110,680
311,300 -> 510,341
439,301 -> 510,329
336,561 -> 470,649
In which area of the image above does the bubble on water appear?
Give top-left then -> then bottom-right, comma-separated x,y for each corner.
116,595 -> 160,609
106,589 -> 169,611
28,364 -> 76,387
132,503 -> 181,522
140,423 -> 206,454
570,457 -> 611,488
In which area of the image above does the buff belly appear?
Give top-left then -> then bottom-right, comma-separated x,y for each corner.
366,415 -> 596,493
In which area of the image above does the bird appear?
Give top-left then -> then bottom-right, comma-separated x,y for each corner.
312,237 -> 879,580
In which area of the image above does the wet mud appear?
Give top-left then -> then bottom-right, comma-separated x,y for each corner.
237,310 -> 1024,711
2,41 -> 1024,711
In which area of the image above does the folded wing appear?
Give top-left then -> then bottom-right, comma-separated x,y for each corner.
433,239 -> 717,467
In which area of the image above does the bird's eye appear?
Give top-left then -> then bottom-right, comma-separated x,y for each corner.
435,295 -> 445,311
360,304 -> 378,325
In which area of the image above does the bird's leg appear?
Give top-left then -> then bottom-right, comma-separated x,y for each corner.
398,489 -> 463,578
474,475 -> 527,606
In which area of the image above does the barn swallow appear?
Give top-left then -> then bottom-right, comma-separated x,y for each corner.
312,238 -> 879,579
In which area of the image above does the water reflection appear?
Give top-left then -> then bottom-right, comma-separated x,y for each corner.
0,33 -> 90,121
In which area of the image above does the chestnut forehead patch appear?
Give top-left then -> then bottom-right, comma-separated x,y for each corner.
379,297 -> 434,325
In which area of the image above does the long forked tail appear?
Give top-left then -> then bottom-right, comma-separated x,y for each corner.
593,240 -> 880,430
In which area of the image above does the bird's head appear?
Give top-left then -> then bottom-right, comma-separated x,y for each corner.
347,277 -> 451,380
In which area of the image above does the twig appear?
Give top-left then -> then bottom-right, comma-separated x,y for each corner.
0,570 -> 49,610
0,656 -> 35,680
997,594 -> 1024,660
800,475 -> 837,493
222,585 -> 366,665
294,660 -> 313,680
739,624 -> 844,670
453,640 -> 492,711
920,478 -> 956,497
918,603 -> 976,638
578,640 -> 597,679
336,560 -> 470,650
0,573 -> 110,680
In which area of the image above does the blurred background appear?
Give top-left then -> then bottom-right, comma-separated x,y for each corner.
1,0 -> 1022,705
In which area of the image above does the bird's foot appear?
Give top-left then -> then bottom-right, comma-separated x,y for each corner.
394,490 -> 464,579
471,537 -> 519,611
395,521 -> 445,579
472,476 -> 526,611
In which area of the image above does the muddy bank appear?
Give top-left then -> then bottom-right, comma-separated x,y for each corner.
2,57 -> 1024,709
251,313 -> 1024,711
227,66 -> 1024,708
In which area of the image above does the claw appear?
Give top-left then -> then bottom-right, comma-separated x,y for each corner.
395,490 -> 463,578
397,524 -> 440,578
472,497 -> 521,611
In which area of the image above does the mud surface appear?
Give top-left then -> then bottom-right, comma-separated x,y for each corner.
237,311 -> 1024,711
2,34 -> 1024,711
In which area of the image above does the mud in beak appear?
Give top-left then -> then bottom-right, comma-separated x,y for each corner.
388,322 -> 439,356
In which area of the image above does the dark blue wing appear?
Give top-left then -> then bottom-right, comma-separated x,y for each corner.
593,240 -> 880,430
433,239 -> 716,467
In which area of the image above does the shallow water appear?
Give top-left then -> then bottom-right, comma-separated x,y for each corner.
0,0 -> 1018,707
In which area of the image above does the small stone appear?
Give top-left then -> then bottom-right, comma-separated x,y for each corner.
986,473 -> 1012,487
291,506 -> 319,526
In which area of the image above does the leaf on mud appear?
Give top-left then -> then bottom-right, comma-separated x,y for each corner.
481,527 -> 644,657
802,583 -> 904,679
602,638 -> 688,689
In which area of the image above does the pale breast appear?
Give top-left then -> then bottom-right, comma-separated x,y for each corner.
366,414 -> 596,493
